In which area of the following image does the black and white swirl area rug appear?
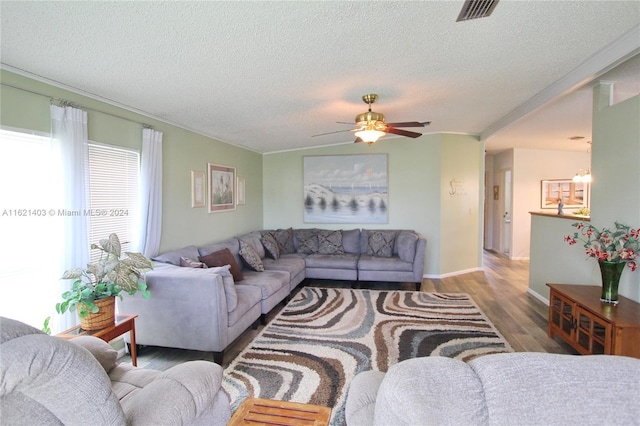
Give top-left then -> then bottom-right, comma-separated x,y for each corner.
223,287 -> 512,425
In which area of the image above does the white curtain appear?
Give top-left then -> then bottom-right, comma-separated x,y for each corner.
50,104 -> 90,330
138,128 -> 163,257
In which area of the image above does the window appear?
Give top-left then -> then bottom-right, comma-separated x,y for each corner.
87,143 -> 140,261
0,130 -> 141,331
0,128 -> 63,329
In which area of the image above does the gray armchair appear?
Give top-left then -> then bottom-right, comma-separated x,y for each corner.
345,352 -> 640,425
0,317 -> 231,425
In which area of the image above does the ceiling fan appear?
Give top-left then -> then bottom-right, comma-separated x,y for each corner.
313,94 -> 430,144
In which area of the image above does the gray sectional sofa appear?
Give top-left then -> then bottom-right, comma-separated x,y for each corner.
118,228 -> 425,364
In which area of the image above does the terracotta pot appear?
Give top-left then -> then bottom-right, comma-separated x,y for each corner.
79,296 -> 116,330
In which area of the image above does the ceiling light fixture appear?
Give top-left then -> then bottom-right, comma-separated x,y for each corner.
573,168 -> 592,183
355,126 -> 385,144
572,140 -> 592,183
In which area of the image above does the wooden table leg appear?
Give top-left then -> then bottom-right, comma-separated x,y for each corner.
129,320 -> 137,367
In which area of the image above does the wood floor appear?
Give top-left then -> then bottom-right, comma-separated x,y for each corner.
122,250 -> 575,370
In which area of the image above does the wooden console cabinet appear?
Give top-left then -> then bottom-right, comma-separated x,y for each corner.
547,284 -> 640,359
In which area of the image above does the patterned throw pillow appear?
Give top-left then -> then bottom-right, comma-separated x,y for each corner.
270,228 -> 295,254
199,248 -> 244,282
261,232 -> 280,260
239,240 -> 265,272
366,230 -> 396,258
317,230 -> 345,255
296,229 -> 319,254
179,257 -> 208,268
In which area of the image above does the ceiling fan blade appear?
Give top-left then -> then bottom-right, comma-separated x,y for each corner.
312,129 -> 355,137
336,121 -> 355,125
386,127 -> 422,138
354,137 -> 364,143
385,121 -> 425,128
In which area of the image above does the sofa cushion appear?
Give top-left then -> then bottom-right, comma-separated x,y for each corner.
260,232 -> 280,260
199,248 -> 244,282
395,231 -> 419,262
358,255 -> 413,272
180,257 -> 208,268
305,253 -> 359,269
152,245 -> 200,266
366,230 -> 397,257
269,228 -> 295,254
237,270 -> 290,299
239,240 -> 265,272
342,229 -> 361,254
317,229 -> 345,255
296,228 -> 319,254
262,255 -> 306,280
228,284 -> 262,327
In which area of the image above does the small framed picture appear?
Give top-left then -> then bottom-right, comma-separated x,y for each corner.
191,171 -> 206,208
540,179 -> 588,209
208,163 -> 236,213
237,176 -> 246,205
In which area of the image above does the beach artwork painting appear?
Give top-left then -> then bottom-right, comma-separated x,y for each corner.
303,154 -> 388,223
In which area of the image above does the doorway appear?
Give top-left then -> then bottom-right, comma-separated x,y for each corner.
500,169 -> 512,256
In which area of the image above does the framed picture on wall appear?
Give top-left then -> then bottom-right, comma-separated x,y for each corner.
237,176 -> 245,205
303,154 -> 388,223
208,163 -> 236,212
540,179 -> 588,209
191,170 -> 206,208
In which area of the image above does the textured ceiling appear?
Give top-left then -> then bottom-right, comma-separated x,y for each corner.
1,1 -> 639,154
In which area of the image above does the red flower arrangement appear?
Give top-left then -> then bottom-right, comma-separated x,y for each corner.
565,222 -> 640,271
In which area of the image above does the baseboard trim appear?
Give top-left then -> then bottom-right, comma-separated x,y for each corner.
527,288 -> 549,305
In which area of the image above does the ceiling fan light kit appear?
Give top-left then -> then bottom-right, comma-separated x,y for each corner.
354,128 -> 386,144
313,93 -> 430,145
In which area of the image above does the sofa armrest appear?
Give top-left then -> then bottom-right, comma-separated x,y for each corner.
412,236 -> 426,282
0,322 -> 125,425
345,370 -> 386,426
117,264 -> 230,352
373,357 -> 487,425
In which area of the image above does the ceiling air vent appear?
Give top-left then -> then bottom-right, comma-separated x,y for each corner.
456,0 -> 499,22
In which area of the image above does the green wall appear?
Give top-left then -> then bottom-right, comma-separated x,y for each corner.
263,133 -> 483,276
529,87 -> 640,303
2,69 -> 485,276
440,133 -> 484,274
1,70 -> 263,253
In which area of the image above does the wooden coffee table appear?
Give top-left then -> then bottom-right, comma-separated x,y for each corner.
56,314 -> 138,366
228,397 -> 331,426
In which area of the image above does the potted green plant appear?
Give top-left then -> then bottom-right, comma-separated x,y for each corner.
57,233 -> 153,330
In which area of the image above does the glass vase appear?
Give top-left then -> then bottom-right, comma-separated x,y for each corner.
598,261 -> 625,305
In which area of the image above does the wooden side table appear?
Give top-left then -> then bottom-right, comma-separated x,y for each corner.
228,397 -> 331,426
547,284 -> 640,358
56,314 -> 139,366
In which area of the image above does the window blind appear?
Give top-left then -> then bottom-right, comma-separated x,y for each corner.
87,143 -> 140,262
